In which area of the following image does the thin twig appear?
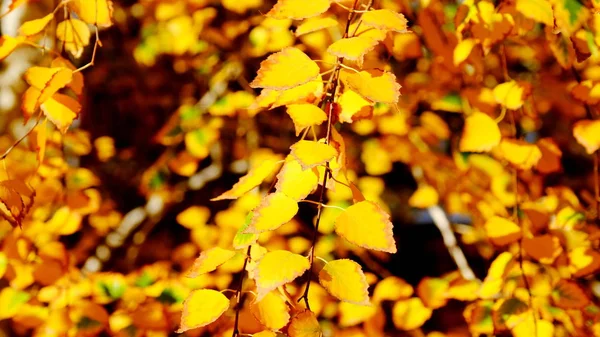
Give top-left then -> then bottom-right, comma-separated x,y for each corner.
232,245 -> 252,337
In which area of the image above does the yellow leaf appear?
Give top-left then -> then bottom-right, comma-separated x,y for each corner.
338,89 -> 372,123
334,200 -> 397,253
454,38 -> 477,66
512,314 -> 554,337
18,13 -> 54,36
250,47 -> 320,90
484,216 -> 521,246
56,18 -> 91,58
409,185 -> 439,208
254,331 -> 278,337
177,289 -> 229,332
573,119 -> 600,154
373,276 -> 413,302
40,93 -> 81,133
516,0 -> 554,26
212,159 -> 281,201
338,302 -> 376,327
286,104 -> 328,136
361,9 -> 408,33
392,298 -> 432,330
250,290 -> 290,330
344,70 -> 401,104
327,36 -> 379,65
288,310 -> 322,337
569,246 -> 600,277
275,157 -> 319,200
233,213 -> 259,249
479,252 -> 513,299
417,277 -> 449,309
245,192 -> 299,233
0,287 -> 30,320
499,139 -> 542,170
319,259 -> 370,305
176,206 -> 210,229
296,17 -> 338,36
24,66 -> 73,107
493,81 -> 526,110
267,0 -> 331,20
252,250 -> 309,300
69,0 -> 113,27
290,140 -> 338,170
187,247 -> 237,277
0,36 -> 24,61
459,112 -> 501,152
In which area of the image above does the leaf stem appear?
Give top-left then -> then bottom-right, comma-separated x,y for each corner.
232,245 -> 252,337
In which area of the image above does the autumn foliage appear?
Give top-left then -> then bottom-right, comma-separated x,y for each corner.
1,0 -> 600,336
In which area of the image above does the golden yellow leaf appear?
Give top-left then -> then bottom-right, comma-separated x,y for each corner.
288,310 -> 322,337
408,185 -> 439,208
334,200 -> 396,253
373,276 -> 413,302
573,119 -> 600,154
185,128 -> 219,159
327,36 -> 379,65
254,331 -> 278,337
177,289 -> 229,332
499,139 -> 542,170
340,92 -> 372,127
296,17 -> 338,36
417,277 -> 449,309
212,159 -> 281,201
250,290 -> 290,330
344,70 -> 401,104
286,104 -> 328,136
290,140 -> 338,170
338,302 -> 376,327
479,252 -> 513,299
69,0 -> 113,27
484,216 -> 521,246
319,259 -> 370,305
361,9 -> 408,33
0,36 -> 24,61
512,314 -> 554,337
392,298 -> 432,330
493,81 -> 526,110
56,18 -> 91,58
0,287 -> 30,320
459,112 -> 501,152
187,247 -> 237,277
24,66 -> 73,108
569,246 -> 600,277
40,93 -> 81,133
267,0 -> 330,20
176,206 -> 210,229
245,192 -> 298,233
516,0 -> 554,26
18,13 -> 54,36
252,250 -> 309,300
250,47 -> 320,90
454,38 -> 477,66
275,157 -> 319,200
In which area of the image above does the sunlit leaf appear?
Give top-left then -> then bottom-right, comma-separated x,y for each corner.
286,104 -> 328,136
484,216 -> 521,246
288,310 -> 322,337
459,112 -> 501,153
361,9 -> 408,33
327,37 -> 379,65
267,0 -> 330,20
18,13 -> 54,36
296,17 -> 338,36
290,140 -> 338,170
276,157 -> 319,200
516,0 -> 554,26
493,81 -> 527,110
187,247 -> 237,277
212,159 -> 281,201
250,47 -> 320,90
335,200 -> 396,253
252,250 -> 309,301
454,38 -> 477,66
499,139 -> 542,170
344,70 -> 401,104
319,259 -> 370,305
69,0 -> 113,27
573,119 -> 600,154
177,289 -> 229,332
392,298 -> 432,330
409,185 -> 439,208
250,290 -> 290,330
245,192 -> 299,233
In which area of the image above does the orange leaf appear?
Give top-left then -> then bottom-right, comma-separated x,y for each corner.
40,93 -> 81,133
522,235 -> 562,264
552,280 -> 590,309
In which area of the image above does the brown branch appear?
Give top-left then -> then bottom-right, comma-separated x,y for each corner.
232,245 -> 252,337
